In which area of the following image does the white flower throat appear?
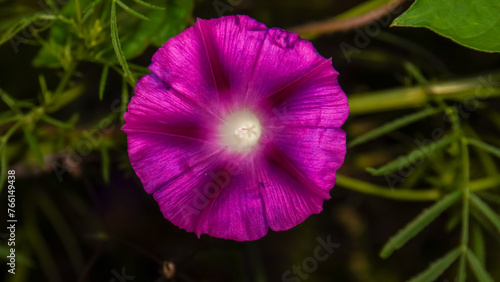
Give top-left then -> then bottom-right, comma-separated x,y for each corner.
221,110 -> 262,152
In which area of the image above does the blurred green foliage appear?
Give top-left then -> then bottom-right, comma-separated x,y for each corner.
0,0 -> 500,281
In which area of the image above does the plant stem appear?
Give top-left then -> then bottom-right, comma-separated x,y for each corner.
457,138 -> 470,282
349,71 -> 500,115
54,61 -> 78,97
335,174 -> 440,201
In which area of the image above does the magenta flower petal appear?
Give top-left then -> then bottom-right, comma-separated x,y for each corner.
123,15 -> 349,241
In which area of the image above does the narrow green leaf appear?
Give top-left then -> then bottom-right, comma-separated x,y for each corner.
367,134 -> 457,176
38,74 -> 48,100
406,247 -> 461,282
466,249 -> 494,282
99,64 -> 109,100
47,83 -> 85,112
132,0 -> 165,9
110,1 -> 135,84
40,115 -> 72,128
22,125 -> 44,165
380,190 -> 461,258
82,0 -> 104,20
471,225 -> 485,265
0,16 -> 35,46
0,110 -> 18,126
100,145 -> 110,183
115,0 -> 149,20
467,138 -> 500,159
349,107 -> 441,148
0,88 -> 22,114
470,193 -> 500,234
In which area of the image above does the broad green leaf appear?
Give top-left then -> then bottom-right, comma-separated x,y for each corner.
407,248 -> 461,282
466,249 -> 494,282
367,134 -> 457,176
392,0 -> 500,52
380,190 -> 461,258
470,194 -> 500,234
118,0 -> 193,59
349,107 -> 441,148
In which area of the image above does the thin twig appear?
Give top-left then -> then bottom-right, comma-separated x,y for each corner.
288,0 -> 406,36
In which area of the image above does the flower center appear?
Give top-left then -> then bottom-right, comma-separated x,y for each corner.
221,110 -> 262,152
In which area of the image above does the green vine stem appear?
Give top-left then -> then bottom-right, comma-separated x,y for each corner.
336,174 -> 500,202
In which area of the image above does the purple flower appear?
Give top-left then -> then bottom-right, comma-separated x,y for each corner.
122,15 -> 348,241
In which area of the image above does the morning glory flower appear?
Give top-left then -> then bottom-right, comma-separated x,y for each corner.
122,15 -> 348,241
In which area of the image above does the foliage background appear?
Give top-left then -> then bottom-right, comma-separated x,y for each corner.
1,0 -> 500,281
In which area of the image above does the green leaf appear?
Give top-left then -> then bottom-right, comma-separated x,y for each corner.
406,247 -> 461,282
115,0 -> 149,20
466,249 -> 494,282
46,83 -> 85,112
40,115 -> 73,128
470,193 -> 500,234
380,190 -> 461,258
132,0 -> 165,10
467,138 -> 500,159
22,125 -> 44,166
367,134 -> 457,176
120,0 -> 193,58
349,107 -> 441,148
471,225 -> 485,266
392,0 -> 500,52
